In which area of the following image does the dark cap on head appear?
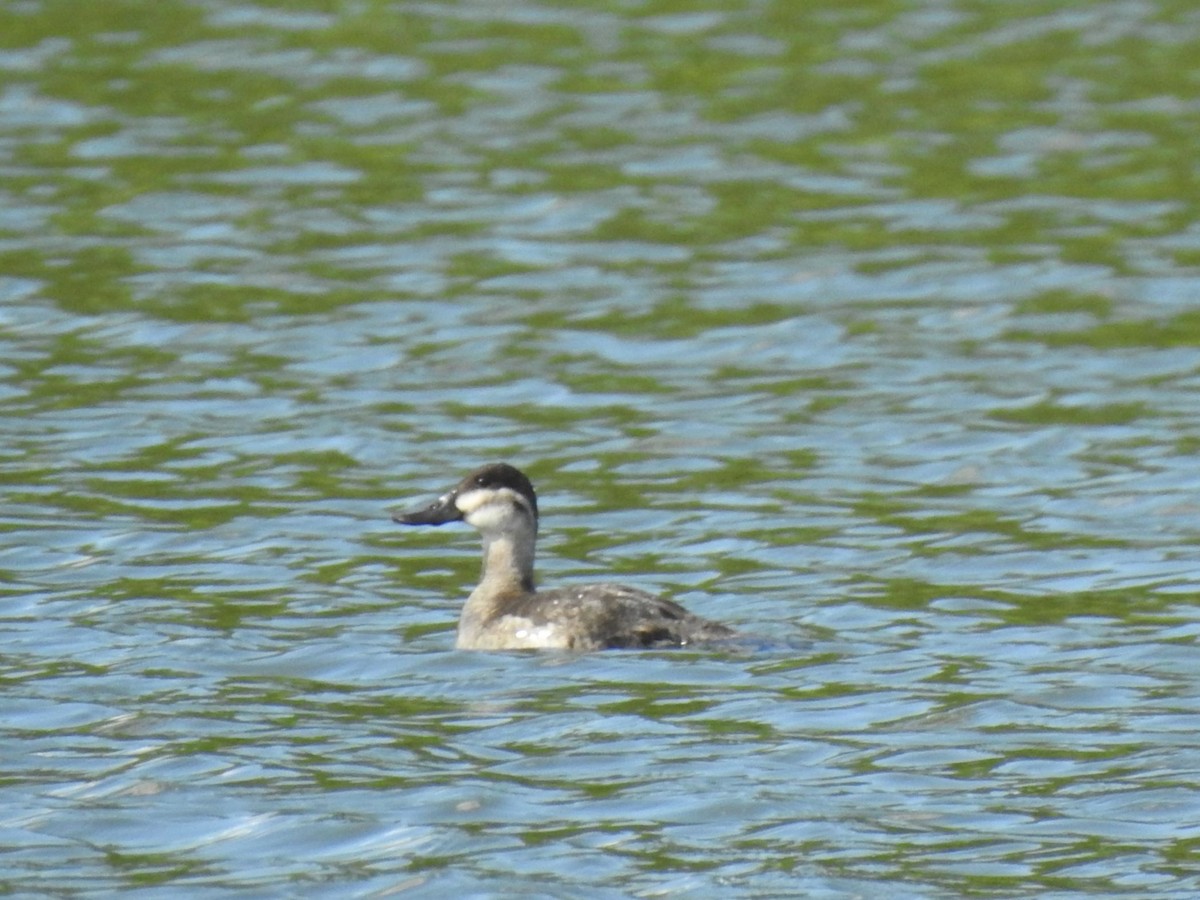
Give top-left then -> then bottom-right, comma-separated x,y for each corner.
460,462 -> 538,520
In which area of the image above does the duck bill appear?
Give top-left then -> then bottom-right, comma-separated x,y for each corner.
393,490 -> 464,526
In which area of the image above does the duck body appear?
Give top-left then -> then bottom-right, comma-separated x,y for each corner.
393,463 -> 737,651
458,581 -> 735,651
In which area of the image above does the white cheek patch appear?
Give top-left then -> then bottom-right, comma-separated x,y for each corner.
454,487 -> 491,516
456,487 -> 534,529
465,502 -> 512,531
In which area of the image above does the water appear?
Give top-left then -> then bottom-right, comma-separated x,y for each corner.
3,0 -> 1200,895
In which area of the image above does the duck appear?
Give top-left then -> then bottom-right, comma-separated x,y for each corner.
392,462 -> 738,650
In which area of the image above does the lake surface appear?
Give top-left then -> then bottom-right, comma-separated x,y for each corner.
3,0 -> 1200,896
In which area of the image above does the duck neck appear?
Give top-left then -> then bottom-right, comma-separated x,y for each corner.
477,527 -> 537,598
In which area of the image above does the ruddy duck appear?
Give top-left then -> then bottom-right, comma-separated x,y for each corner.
393,463 -> 738,650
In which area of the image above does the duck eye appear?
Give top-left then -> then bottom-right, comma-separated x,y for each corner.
474,475 -> 488,487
